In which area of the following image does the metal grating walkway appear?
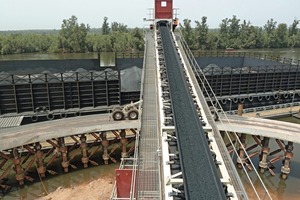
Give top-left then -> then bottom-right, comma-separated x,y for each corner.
0,116 -> 23,128
136,31 -> 161,199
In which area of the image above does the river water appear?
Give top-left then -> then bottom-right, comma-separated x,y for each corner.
0,52 -> 116,67
1,49 -> 300,199
238,125 -> 300,200
238,48 -> 300,61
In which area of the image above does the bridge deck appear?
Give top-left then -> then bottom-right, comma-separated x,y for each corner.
216,114 -> 300,143
0,114 -> 140,151
136,31 -> 161,198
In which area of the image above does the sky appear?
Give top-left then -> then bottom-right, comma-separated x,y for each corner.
0,0 -> 299,30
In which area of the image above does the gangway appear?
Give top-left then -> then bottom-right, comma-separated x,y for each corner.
135,31 -> 162,198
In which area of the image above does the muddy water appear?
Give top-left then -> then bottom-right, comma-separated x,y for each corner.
238,134 -> 300,200
1,162 -> 119,200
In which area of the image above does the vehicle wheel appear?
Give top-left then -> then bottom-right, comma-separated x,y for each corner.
127,109 -> 139,120
112,110 -> 125,121
74,111 -> 81,117
31,115 -> 38,122
47,113 -> 54,120
60,113 -> 67,118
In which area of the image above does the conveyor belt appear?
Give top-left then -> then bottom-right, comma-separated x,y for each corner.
159,24 -> 226,200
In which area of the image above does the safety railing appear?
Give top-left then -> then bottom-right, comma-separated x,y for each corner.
191,50 -> 300,66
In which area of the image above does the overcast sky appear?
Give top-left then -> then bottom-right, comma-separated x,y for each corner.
0,0 -> 299,30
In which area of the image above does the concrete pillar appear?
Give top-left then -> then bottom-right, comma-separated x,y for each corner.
59,138 -> 69,172
259,137 -> 270,173
80,135 -> 89,168
35,142 -> 46,178
120,129 -> 128,158
281,141 -> 294,179
12,148 -> 25,185
237,103 -> 243,116
101,132 -> 109,165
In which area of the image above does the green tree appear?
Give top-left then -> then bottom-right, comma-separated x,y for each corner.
229,15 -> 240,39
289,19 -> 299,36
219,18 -> 230,48
102,17 -> 110,35
195,16 -> 209,50
254,27 -> 265,48
288,19 -> 300,47
228,15 -> 242,48
263,19 -> 277,47
264,19 -> 277,35
180,19 -> 195,49
60,15 -> 90,52
276,23 -> 288,48
206,31 -> 219,50
111,22 -> 128,33
87,34 -> 113,52
48,36 -> 61,53
239,20 -> 257,48
217,15 -> 242,49
130,28 -> 144,51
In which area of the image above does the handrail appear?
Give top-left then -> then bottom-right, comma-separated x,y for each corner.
190,50 -> 300,66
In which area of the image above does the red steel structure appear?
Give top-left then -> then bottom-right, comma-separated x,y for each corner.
155,0 -> 173,19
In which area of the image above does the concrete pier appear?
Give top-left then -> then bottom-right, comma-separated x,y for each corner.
59,138 -> 70,173
101,132 -> 109,165
259,137 -> 270,173
281,141 -> 294,179
35,142 -> 46,177
120,129 -> 128,158
80,135 -> 89,168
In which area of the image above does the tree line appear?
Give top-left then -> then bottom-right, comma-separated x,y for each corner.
1,15 -> 299,55
181,15 -> 300,50
0,15 -> 144,55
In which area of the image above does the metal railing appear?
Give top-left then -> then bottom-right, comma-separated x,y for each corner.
191,50 -> 300,66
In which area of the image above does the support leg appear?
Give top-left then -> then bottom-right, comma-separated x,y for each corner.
12,148 -> 25,186
80,135 -> 89,168
35,142 -> 46,178
237,133 -> 246,169
59,138 -> 69,172
259,137 -> 270,173
281,141 -> 293,179
101,132 -> 109,165
120,129 -> 128,158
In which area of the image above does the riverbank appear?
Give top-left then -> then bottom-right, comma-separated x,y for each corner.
38,175 -> 115,200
